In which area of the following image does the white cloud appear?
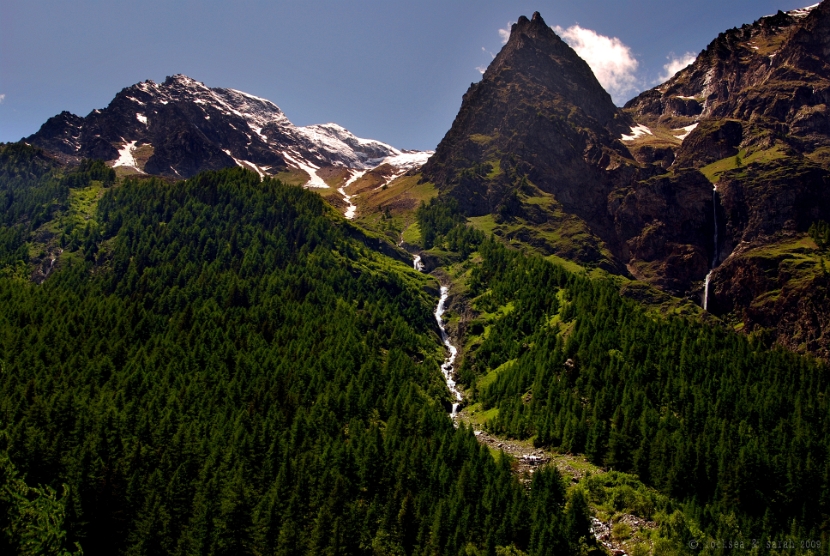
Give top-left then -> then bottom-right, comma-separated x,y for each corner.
0,94 -> 5,104
658,52 -> 697,83
498,21 -> 514,44
554,25 -> 639,104
476,66 -> 487,75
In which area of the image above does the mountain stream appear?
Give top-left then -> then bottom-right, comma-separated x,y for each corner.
434,286 -> 463,417
410,253 -> 461,417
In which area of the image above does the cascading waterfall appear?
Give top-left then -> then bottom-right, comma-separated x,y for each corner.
434,286 -> 463,417
412,254 -> 461,417
704,187 -> 719,311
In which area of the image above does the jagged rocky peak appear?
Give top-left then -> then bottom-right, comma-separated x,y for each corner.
421,10 -> 633,218
25,74 -> 431,180
486,11 -> 620,126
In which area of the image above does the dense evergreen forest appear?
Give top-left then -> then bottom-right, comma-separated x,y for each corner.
0,147 -> 592,555
4,143 -> 830,555
461,238 -> 830,550
416,198 -> 483,257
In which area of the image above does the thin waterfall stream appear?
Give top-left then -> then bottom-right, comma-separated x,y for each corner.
704,186 -> 719,311
410,253 -> 461,418
412,255 -> 425,272
434,286 -> 463,418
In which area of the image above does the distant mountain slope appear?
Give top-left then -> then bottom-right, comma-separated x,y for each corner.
25,74 -> 430,181
625,2 -> 830,159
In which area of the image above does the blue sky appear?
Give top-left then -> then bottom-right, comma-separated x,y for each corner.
0,0 -> 819,151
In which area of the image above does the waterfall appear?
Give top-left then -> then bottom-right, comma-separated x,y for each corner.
712,188 -> 719,267
435,286 -> 463,417
704,187 -> 719,311
412,254 -> 461,417
413,255 -> 424,271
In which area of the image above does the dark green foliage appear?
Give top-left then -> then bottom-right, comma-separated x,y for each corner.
464,238 -> 830,548
810,220 -> 830,250
0,143 -> 64,231
0,168 -> 580,555
62,159 -> 115,189
0,143 -> 116,267
416,197 -> 483,255
0,448 -> 81,555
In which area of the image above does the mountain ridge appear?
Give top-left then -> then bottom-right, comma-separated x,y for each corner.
25,74 -> 431,183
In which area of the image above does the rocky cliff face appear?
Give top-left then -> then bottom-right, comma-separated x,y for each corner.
26,75 -> 430,180
421,12 -> 633,224
623,2 -> 830,358
610,169 -> 715,293
419,11 -> 717,289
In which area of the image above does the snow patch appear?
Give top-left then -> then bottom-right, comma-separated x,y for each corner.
281,151 -> 329,188
249,125 -> 267,142
295,123 -> 403,169
112,140 -> 143,171
136,113 -> 148,125
674,123 -> 698,141
621,125 -> 653,141
344,169 -> 367,188
229,89 -> 278,105
338,184 -> 357,219
377,150 -> 433,170
126,96 -> 145,105
374,168 -> 409,191
223,149 -> 266,180
787,3 -> 820,18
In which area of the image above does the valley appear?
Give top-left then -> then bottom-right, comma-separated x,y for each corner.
2,2 -> 830,555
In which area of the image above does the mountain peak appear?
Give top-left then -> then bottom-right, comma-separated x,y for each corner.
26,76 -> 429,179
163,74 -> 203,87
509,11 -> 556,44
421,11 -> 630,218
483,12 -> 618,127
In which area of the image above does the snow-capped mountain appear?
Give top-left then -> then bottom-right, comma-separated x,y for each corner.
26,74 -> 432,182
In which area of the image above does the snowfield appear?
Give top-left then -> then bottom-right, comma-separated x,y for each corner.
112,140 -> 140,170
